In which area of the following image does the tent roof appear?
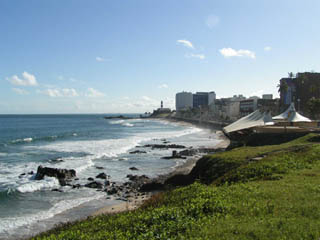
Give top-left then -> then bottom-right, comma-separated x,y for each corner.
287,111 -> 311,122
272,103 -> 295,120
272,103 -> 311,122
223,110 -> 274,134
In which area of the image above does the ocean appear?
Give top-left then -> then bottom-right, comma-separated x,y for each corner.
0,114 -> 220,239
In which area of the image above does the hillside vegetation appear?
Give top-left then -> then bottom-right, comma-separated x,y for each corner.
32,134 -> 320,240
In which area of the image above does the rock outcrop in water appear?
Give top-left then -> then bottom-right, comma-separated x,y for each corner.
34,165 -> 76,186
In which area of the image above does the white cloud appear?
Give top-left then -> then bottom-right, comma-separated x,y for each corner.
158,84 -> 168,89
86,88 -> 105,97
7,72 -> 38,86
62,88 -> 79,97
177,39 -> 194,49
41,89 -> 62,97
206,15 -> 220,29
264,46 -> 272,51
96,57 -> 105,62
185,53 -> 206,60
12,88 -> 29,95
40,88 -> 79,97
219,48 -> 256,59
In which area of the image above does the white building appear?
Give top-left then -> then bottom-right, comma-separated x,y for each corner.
176,92 -> 193,111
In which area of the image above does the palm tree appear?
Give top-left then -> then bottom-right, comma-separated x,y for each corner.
277,81 -> 288,94
288,72 -> 295,78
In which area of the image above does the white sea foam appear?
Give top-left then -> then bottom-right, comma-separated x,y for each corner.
11,137 -> 33,144
32,126 -> 201,160
123,122 -> 134,127
0,191 -> 105,236
109,120 -> 125,124
17,177 -> 60,193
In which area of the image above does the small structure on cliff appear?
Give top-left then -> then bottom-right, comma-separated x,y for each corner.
223,110 -> 274,135
223,104 -> 319,143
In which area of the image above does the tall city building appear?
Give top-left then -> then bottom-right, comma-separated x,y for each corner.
175,92 -> 193,110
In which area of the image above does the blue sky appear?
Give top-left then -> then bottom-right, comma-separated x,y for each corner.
1,0 -> 320,113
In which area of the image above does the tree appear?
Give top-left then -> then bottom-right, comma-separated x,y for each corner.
288,72 -> 295,78
307,97 -> 320,119
277,80 -> 288,94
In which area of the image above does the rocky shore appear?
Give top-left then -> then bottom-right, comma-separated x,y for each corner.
91,130 -> 230,216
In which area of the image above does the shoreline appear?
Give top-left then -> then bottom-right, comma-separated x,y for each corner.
91,120 -> 230,217
17,118 -> 230,239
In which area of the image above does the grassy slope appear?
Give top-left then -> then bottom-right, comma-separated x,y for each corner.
32,134 -> 320,240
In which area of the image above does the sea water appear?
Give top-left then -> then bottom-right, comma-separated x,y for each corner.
0,114 -> 220,239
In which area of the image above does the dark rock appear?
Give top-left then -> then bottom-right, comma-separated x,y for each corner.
142,144 -> 186,149
72,184 -> 81,189
85,181 -> 103,189
19,173 -> 26,176
178,149 -> 198,156
95,166 -> 104,170
162,150 -> 187,159
87,177 -> 94,181
28,171 -> 34,175
104,115 -> 133,120
104,180 -> 110,186
34,166 -> 76,186
107,187 -> 118,195
74,178 -> 79,181
59,179 -> 67,186
52,188 -> 63,192
129,167 -> 139,171
140,181 -> 164,192
164,174 -> 194,186
96,172 -> 107,179
129,150 -> 147,154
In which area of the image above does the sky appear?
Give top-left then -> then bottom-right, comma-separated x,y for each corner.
1,0 -> 320,114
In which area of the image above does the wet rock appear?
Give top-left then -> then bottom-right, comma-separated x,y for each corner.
34,166 -> 76,186
95,166 -> 104,170
142,144 -> 186,149
96,172 -> 107,179
28,171 -> 34,175
104,180 -> 110,186
85,181 -> 103,189
87,177 -> 94,181
129,150 -> 147,154
52,188 -> 63,192
129,167 -> 139,171
162,150 -> 187,159
107,187 -> 118,195
72,184 -> 81,189
178,149 -> 198,156
59,179 -> 67,186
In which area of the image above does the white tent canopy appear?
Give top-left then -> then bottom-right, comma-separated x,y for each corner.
272,103 -> 296,120
273,103 -> 311,122
287,111 -> 311,122
223,110 -> 274,134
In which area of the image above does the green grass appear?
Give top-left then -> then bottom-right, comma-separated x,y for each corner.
32,133 -> 320,240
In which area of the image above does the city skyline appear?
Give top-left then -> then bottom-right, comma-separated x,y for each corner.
1,0 -> 320,113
